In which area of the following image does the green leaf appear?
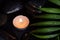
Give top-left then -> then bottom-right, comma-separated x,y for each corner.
32,34 -> 58,39
38,8 -> 60,13
30,21 -> 60,26
49,0 -> 60,5
31,27 -> 60,33
35,14 -> 60,19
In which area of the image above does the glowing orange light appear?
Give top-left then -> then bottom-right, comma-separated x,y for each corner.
13,15 -> 30,29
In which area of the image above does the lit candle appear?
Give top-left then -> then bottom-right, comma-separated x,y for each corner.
13,15 -> 30,29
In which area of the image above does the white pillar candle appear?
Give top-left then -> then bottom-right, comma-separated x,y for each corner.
13,15 -> 30,29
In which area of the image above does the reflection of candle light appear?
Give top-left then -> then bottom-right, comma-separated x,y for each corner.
13,15 -> 30,29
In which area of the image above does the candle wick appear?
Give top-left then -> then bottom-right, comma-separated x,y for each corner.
19,19 -> 23,23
